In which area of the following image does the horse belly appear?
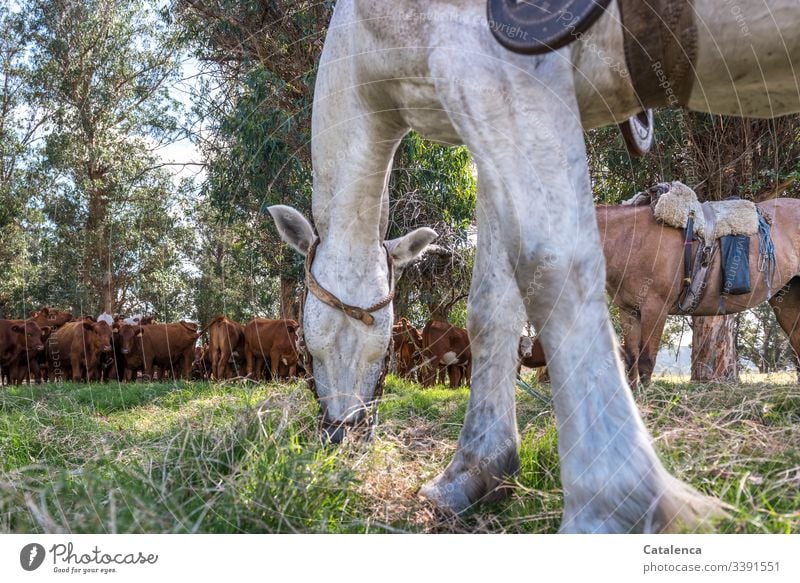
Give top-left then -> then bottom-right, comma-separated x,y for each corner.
389,79 -> 463,144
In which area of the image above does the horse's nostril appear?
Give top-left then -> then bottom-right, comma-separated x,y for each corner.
323,423 -> 346,445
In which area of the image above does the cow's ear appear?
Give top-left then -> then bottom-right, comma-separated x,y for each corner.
268,205 -> 315,256
83,321 -> 95,331
135,328 -> 143,337
385,228 -> 438,268
11,324 -> 23,333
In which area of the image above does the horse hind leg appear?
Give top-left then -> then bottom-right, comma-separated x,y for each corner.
769,277 -> 800,379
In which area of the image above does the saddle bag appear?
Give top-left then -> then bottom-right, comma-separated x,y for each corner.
720,235 -> 751,295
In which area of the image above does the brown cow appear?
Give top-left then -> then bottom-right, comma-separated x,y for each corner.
117,322 -> 199,381
392,317 -> 423,380
243,319 -> 300,380
47,320 -> 114,382
8,325 -> 51,384
0,320 -> 46,385
205,315 -> 245,380
421,320 -> 471,388
29,307 -> 73,382
30,307 -> 74,328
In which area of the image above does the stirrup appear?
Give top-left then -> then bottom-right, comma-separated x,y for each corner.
619,110 -> 655,157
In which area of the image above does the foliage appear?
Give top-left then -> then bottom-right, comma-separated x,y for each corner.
0,0 -> 194,318
389,132 -> 477,324
736,305 -> 794,373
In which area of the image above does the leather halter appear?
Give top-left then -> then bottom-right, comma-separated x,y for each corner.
300,238 -> 394,424
304,239 -> 395,327
617,0 -> 698,109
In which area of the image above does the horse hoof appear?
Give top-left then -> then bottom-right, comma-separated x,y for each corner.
419,447 -> 519,513
419,474 -> 473,514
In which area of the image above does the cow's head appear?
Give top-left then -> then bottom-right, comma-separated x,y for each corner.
118,324 -> 144,355
79,316 -> 113,360
31,306 -> 73,327
12,321 -> 45,352
91,321 -> 114,353
269,205 -> 436,443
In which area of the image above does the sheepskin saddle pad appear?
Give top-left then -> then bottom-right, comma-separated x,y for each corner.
622,181 -> 759,239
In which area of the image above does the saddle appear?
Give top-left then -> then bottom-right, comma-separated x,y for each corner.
623,182 -> 776,314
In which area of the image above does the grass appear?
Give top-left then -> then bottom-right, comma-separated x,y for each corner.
0,374 -> 797,533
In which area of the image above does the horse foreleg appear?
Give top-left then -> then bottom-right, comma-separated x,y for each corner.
619,308 -> 643,387
417,51 -> 720,530
638,306 -> 669,386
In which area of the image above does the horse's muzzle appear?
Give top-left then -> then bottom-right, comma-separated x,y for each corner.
320,409 -> 375,444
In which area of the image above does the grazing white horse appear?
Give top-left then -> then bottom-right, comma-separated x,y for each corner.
270,0 -> 800,532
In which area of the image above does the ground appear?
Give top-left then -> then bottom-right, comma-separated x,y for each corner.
0,374 -> 798,533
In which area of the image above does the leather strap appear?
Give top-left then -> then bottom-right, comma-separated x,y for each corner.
682,210 -> 695,286
304,239 -> 395,327
618,0 -> 698,108
677,203 -> 718,313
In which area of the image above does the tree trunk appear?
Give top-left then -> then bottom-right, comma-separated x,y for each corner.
280,276 -> 298,321
691,315 -> 738,381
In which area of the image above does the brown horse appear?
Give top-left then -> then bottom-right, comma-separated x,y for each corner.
598,198 -> 800,386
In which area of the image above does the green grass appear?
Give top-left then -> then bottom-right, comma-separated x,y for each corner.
0,374 -> 797,533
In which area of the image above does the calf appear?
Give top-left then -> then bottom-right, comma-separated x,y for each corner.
0,320 -> 46,385
191,343 -> 212,380
204,315 -> 245,380
243,319 -> 300,380
392,317 -> 423,380
48,321 -> 114,382
117,322 -> 199,381
421,320 -> 471,388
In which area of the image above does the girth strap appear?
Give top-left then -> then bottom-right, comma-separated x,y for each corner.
618,0 -> 698,108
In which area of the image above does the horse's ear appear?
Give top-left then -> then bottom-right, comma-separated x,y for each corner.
385,228 -> 438,268
268,205 -> 314,257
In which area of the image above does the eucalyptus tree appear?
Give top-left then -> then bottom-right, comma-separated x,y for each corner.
0,7 -> 47,315
27,0 -> 190,315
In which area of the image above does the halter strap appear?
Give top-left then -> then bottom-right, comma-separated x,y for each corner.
304,238 -> 395,326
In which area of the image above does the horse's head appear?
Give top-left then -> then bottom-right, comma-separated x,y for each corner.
269,205 -> 436,443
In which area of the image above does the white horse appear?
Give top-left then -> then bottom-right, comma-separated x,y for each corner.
270,0 -> 800,532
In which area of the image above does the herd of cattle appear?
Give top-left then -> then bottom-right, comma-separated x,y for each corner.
0,307 -> 547,386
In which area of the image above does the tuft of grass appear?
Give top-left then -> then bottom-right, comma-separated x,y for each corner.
0,374 -> 797,533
